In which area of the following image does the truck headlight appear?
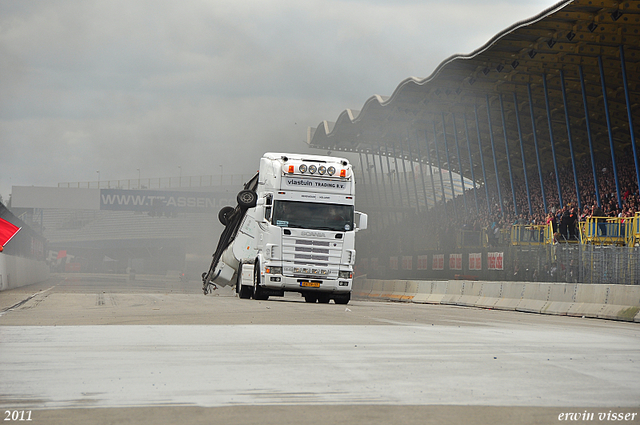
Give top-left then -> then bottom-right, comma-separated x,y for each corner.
338,270 -> 352,279
266,266 -> 282,274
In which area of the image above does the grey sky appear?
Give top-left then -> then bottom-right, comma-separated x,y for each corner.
1,0 -> 561,201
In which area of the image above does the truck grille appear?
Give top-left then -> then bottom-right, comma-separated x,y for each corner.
282,235 -> 343,276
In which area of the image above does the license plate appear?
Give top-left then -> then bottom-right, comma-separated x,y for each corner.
300,281 -> 321,288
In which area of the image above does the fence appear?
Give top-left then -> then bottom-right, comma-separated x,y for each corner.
358,244 -> 640,285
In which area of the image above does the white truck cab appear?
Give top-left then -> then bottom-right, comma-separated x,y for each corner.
203,152 -> 367,304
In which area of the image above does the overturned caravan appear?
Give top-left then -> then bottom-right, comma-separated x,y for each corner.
202,152 -> 367,304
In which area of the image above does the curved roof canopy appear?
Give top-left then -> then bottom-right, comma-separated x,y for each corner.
307,0 -> 640,187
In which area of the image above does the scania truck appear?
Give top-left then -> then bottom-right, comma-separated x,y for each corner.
202,152 -> 367,304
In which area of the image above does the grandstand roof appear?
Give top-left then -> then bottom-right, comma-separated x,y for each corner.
307,0 -> 640,183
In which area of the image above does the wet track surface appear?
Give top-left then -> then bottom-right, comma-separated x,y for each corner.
1,274 -> 639,425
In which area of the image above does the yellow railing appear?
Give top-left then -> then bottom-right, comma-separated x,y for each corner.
510,224 -> 547,246
581,217 -> 629,246
460,216 -> 640,248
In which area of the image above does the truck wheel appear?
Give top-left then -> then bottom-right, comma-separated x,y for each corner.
304,293 -> 317,303
253,262 -> 269,301
237,190 -> 258,209
334,293 -> 350,305
317,294 -> 331,304
237,266 -> 253,299
218,206 -> 235,226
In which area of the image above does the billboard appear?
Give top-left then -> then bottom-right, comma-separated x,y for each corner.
100,189 -> 226,214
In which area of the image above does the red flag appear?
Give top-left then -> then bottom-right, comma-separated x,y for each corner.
57,250 -> 67,259
0,217 -> 21,247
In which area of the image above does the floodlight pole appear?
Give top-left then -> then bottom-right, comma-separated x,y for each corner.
474,104 -> 491,215
560,69 -> 582,211
463,112 -> 480,213
499,94 -> 518,217
620,45 -> 640,200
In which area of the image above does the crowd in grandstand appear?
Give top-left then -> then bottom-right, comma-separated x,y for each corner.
357,145 -> 640,257
445,145 -> 640,240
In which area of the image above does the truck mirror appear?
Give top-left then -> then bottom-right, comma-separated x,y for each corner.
355,211 -> 368,231
254,205 -> 267,222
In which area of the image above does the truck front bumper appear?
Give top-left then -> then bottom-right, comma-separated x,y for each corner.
262,274 -> 351,293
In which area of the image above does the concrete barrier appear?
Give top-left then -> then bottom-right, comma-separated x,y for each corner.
401,280 -> 419,301
457,280 -> 483,307
541,283 -> 577,316
0,253 -> 50,291
352,276 -> 371,298
380,281 -> 396,300
369,280 -> 384,299
424,281 -> 449,304
441,280 -> 463,305
493,282 -> 525,311
516,283 -> 550,314
388,280 -> 409,301
475,282 -> 502,309
354,278 -> 640,322
598,285 -> 640,322
567,284 -> 609,318
411,281 -> 434,303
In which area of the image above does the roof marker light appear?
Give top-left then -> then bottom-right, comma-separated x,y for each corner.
340,169 -> 346,177
288,165 -> 295,173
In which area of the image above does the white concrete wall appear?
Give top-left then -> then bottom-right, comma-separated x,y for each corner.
0,253 -> 50,291
353,276 -> 640,322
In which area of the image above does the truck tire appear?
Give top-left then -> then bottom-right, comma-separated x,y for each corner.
237,190 -> 258,209
253,262 -> 269,301
317,294 -> 331,304
333,293 -> 350,305
237,264 -> 254,299
218,206 -> 235,226
304,293 -> 318,303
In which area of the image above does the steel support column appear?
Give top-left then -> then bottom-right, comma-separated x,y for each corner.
398,139 -> 413,209
579,65 -> 600,208
513,92 -> 532,216
380,141 -> 397,223
441,113 -> 457,217
499,94 -> 518,216
527,83 -> 547,214
560,69 -> 582,210
391,140 -> 406,208
486,95 -> 503,216
433,120 -> 448,210
414,130 -> 430,213
406,134 -> 422,214
463,113 -> 480,212
474,104 -> 491,214
598,55 -> 623,209
452,113 -> 468,213
620,45 -> 640,199
424,130 -> 439,209
543,74 -> 563,209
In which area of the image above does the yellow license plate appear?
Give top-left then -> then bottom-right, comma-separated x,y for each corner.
300,281 -> 321,288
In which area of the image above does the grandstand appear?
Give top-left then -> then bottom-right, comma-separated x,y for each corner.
307,0 -> 640,283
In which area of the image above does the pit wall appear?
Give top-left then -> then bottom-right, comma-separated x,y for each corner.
352,276 -> 640,322
0,253 -> 50,291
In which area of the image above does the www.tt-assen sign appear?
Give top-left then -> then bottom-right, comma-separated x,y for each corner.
100,189 -> 220,213
283,177 -> 351,193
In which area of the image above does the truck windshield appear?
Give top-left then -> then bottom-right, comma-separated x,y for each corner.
272,200 -> 354,232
